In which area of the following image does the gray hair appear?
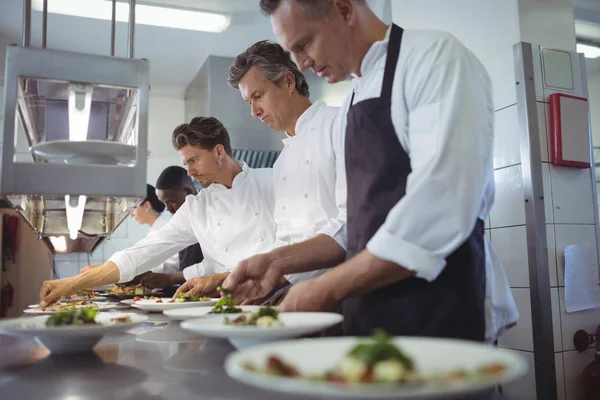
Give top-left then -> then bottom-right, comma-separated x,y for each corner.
228,40 -> 310,97
259,0 -> 365,19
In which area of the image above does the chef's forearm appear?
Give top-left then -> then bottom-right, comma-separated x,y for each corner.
323,249 -> 415,302
271,234 -> 346,276
71,261 -> 121,290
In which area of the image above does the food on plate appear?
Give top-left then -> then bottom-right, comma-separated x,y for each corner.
62,289 -> 98,300
243,330 -> 507,385
224,306 -> 283,327
31,300 -> 99,313
44,308 -> 132,327
210,287 -> 242,314
133,295 -> 162,301
171,293 -> 210,303
110,284 -> 148,295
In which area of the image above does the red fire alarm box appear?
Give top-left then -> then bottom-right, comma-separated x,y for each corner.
549,93 -> 591,168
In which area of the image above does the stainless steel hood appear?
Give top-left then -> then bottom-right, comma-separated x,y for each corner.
0,0 -> 148,254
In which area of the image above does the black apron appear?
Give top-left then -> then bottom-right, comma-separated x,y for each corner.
341,24 -> 486,341
178,243 -> 204,270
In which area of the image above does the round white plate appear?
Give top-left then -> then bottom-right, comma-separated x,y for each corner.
121,297 -> 218,312
24,302 -> 123,314
180,312 -> 344,348
163,305 -> 262,320
225,337 -> 529,399
0,312 -> 148,354
30,140 -> 136,165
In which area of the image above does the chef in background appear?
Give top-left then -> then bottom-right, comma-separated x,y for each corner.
39,117 -> 277,306
138,166 -> 205,290
224,0 -> 517,342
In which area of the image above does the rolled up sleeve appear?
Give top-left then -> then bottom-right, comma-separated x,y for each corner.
366,34 -> 493,281
109,203 -> 197,283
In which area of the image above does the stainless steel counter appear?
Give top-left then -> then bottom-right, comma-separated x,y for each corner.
0,309 -> 512,400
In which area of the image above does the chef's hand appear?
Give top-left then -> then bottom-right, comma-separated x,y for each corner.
174,273 -> 228,298
277,276 -> 338,312
140,272 -> 184,289
40,278 -> 77,307
222,253 -> 282,302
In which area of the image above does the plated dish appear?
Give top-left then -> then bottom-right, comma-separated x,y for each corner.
225,334 -> 529,398
24,301 -> 120,314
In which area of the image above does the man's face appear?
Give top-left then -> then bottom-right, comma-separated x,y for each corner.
270,0 -> 356,83
239,65 -> 295,132
178,145 -> 222,188
156,187 -> 188,214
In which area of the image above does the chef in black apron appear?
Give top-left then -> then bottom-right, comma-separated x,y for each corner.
226,0 -> 501,343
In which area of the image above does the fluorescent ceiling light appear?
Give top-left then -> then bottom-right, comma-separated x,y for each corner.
32,0 -> 230,33
68,84 -> 93,142
65,194 -> 87,240
49,236 -> 68,253
577,43 -> 600,59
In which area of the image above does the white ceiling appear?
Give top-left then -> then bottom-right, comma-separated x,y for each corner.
0,0 -> 276,93
0,0 -> 598,91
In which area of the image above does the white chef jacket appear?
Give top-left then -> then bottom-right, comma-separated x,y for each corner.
337,27 -> 518,341
274,100 -> 347,284
109,162 -> 277,283
146,212 -> 180,275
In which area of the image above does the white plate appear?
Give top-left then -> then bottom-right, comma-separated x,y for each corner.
121,297 -> 218,312
30,140 -> 136,165
225,337 -> 529,399
163,305 -> 262,320
0,312 -> 148,354
24,302 -> 122,314
180,312 -> 344,348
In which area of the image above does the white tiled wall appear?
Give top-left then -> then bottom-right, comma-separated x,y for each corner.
550,167 -> 596,224
494,105 -> 521,169
482,47 -> 518,111
557,287 -> 600,352
498,288 -> 533,351
490,165 -> 526,228
501,349 -> 536,400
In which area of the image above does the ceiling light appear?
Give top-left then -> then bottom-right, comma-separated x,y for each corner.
49,236 -> 68,253
32,0 -> 230,33
577,43 -> 600,59
68,84 -> 93,142
65,195 -> 87,240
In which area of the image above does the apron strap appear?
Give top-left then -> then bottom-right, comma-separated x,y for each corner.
380,24 -> 404,101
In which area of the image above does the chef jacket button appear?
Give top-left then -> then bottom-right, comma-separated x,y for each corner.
254,212 -> 259,216
283,177 -> 287,181
217,222 -> 221,226
282,205 -> 286,211
259,237 -> 264,242
224,248 -> 228,253
304,193 -> 308,198
305,160 -> 309,164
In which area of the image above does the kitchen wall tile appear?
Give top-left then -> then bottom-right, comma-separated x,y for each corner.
551,288 -> 563,352
54,261 -> 79,280
110,219 -> 128,239
550,166 -> 595,224
53,253 -> 79,262
542,163 -> 554,224
490,225 -> 529,287
490,165 -> 526,228
85,245 -> 104,264
494,105 -> 521,169
101,238 -> 131,263
558,287 -> 600,351
498,288 -> 533,351
483,47 -> 518,111
555,352 -> 566,400
537,102 -> 550,163
563,348 -> 596,400
554,224 -> 599,287
499,349 -> 536,400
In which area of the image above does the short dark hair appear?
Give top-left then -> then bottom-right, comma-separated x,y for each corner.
143,184 -> 165,213
259,0 -> 365,18
156,166 -> 196,192
171,117 -> 232,156
228,40 -> 310,97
